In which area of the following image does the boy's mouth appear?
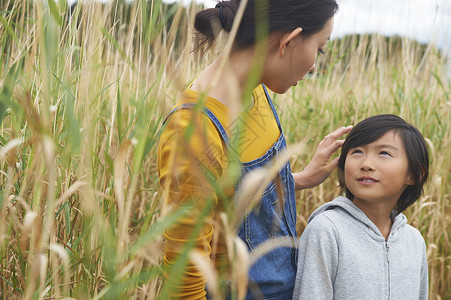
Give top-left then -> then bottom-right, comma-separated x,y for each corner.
357,177 -> 379,183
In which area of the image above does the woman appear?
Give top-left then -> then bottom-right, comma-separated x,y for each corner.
158,0 -> 350,298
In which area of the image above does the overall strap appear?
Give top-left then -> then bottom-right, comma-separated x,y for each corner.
162,103 -> 231,146
261,84 -> 283,133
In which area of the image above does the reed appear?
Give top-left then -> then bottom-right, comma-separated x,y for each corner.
0,0 -> 449,299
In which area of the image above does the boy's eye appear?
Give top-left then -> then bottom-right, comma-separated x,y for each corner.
318,49 -> 325,54
379,151 -> 392,157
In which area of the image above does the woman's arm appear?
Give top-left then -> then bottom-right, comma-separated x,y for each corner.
293,126 -> 352,190
158,111 -> 228,299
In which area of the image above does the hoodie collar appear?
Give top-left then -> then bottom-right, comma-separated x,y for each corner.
308,196 -> 407,242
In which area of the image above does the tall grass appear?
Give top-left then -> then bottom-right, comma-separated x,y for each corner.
0,0 -> 449,299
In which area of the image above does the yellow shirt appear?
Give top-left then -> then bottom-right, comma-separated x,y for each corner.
158,84 -> 280,299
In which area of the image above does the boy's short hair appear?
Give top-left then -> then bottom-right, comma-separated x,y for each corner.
338,114 -> 429,214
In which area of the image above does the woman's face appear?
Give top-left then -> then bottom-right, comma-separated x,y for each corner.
263,17 -> 334,94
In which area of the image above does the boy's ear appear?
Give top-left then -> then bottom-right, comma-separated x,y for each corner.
406,167 -> 427,186
337,167 -> 346,188
279,27 -> 303,57
405,173 -> 414,185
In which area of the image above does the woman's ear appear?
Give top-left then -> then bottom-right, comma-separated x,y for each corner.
279,27 -> 303,57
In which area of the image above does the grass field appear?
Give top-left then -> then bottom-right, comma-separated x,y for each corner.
0,0 -> 449,299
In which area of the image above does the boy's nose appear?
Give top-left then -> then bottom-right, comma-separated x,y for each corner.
360,157 -> 375,171
360,165 -> 374,171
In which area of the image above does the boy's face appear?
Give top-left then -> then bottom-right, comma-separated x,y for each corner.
344,130 -> 413,212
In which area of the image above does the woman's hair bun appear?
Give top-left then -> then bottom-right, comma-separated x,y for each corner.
195,0 -> 338,52
194,0 -> 238,50
215,1 -> 238,32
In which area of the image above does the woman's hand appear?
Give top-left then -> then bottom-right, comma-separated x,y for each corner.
293,125 -> 353,190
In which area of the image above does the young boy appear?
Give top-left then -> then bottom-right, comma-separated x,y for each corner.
293,114 -> 429,300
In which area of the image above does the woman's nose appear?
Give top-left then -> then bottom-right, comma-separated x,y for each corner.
310,62 -> 316,73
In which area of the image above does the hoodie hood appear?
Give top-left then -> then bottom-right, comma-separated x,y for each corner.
308,196 -> 407,241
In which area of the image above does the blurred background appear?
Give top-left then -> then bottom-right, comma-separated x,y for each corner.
0,0 -> 450,299
165,0 -> 451,58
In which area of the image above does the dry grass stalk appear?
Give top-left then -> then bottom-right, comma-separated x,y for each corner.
0,0 -> 449,298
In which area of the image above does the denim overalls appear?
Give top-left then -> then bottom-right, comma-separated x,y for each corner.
165,84 -> 298,299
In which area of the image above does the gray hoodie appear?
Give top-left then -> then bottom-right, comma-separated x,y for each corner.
292,196 -> 428,300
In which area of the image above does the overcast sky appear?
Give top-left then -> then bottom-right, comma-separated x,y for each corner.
163,0 -> 451,56
68,0 -> 451,56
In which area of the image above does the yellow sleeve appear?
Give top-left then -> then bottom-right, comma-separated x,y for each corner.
158,108 -> 228,299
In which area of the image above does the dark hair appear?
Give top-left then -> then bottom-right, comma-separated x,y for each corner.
338,114 -> 429,214
194,0 -> 338,50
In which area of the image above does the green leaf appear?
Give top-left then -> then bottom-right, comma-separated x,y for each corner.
47,0 -> 62,25
128,205 -> 191,254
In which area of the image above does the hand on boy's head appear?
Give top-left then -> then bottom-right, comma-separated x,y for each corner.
294,125 -> 353,190
316,125 -> 353,157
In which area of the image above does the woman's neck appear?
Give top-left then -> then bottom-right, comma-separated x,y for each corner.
191,50 -> 260,108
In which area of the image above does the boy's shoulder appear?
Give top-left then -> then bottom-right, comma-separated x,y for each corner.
307,197 -> 364,228
396,222 -> 426,246
304,203 -> 357,236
